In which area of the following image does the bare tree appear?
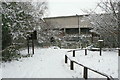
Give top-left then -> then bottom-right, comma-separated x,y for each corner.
82,0 -> 119,48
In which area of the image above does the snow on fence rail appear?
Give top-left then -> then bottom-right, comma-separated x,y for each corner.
67,48 -> 88,57
64,49 -> 115,80
64,55 -> 114,80
67,48 -> 120,56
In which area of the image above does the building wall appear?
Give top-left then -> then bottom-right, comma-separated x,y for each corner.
43,15 -> 99,48
44,15 -> 92,29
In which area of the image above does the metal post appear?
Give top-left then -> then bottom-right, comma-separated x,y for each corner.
73,50 -> 75,57
65,55 -> 67,63
83,67 -> 88,79
85,49 -> 87,55
70,61 -> 74,70
64,28 -> 66,36
32,39 -> 34,55
78,15 -> 80,35
78,15 -> 81,48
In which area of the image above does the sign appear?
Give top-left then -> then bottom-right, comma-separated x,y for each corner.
27,30 -> 37,40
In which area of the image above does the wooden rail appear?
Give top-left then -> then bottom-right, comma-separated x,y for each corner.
67,48 -> 119,57
65,54 -> 114,80
67,48 -> 88,57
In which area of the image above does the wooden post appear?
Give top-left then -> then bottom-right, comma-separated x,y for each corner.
107,77 -> 110,80
70,61 -> 74,70
73,50 -> 75,57
83,67 -> 88,79
100,42 -> 102,56
65,55 -> 67,63
91,33 -> 93,43
98,40 -> 103,56
27,38 -> 29,55
85,49 -> 87,55
32,39 -> 34,55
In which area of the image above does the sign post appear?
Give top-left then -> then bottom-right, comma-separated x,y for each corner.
98,40 -> 103,56
27,30 -> 37,55
32,36 -> 34,55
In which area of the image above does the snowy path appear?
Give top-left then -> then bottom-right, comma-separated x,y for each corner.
2,48 -> 72,78
2,48 -> 118,78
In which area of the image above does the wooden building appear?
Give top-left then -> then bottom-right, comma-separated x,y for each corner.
44,15 -> 92,35
43,15 -> 99,48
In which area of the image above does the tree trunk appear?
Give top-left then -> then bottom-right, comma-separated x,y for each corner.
118,2 -> 120,56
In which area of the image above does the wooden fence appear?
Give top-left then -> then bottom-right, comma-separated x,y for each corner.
65,49 -> 114,80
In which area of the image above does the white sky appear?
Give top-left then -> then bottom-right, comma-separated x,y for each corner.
47,0 -> 101,17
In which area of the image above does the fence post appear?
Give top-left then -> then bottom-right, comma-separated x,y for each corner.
85,49 -> 87,55
100,46 -> 102,56
83,67 -> 88,79
73,50 -> 75,57
65,55 -> 67,63
70,61 -> 74,70
107,77 -> 110,80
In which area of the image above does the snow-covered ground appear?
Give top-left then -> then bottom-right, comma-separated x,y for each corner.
2,48 -> 72,78
0,63 -> 2,79
65,49 -> 118,78
1,47 -> 118,78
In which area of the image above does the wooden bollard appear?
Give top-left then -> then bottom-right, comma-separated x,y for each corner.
83,67 -> 88,79
85,49 -> 87,55
100,47 -> 102,56
73,50 -> 75,57
107,77 -> 110,80
70,61 -> 74,70
65,55 -> 67,63
98,40 -> 103,56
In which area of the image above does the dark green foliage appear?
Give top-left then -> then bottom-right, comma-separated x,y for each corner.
2,45 -> 19,62
1,2 -> 26,61
1,1 -> 47,61
2,14 -> 12,50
